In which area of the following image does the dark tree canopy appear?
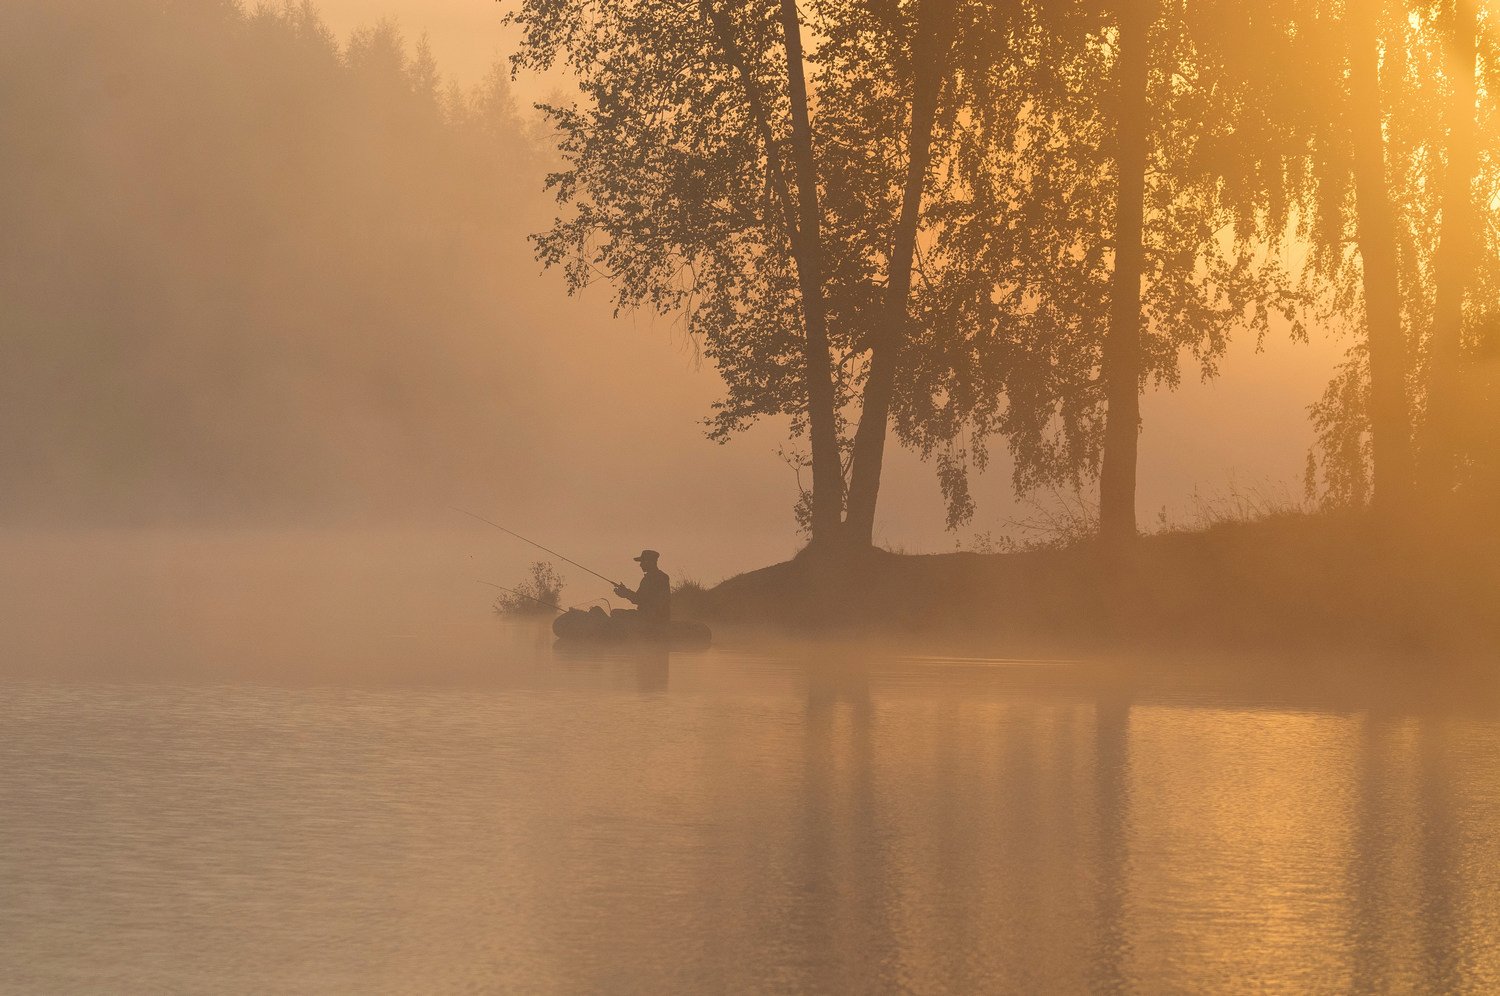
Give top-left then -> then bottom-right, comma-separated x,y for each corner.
903,0 -> 1307,529
507,0 -> 1500,540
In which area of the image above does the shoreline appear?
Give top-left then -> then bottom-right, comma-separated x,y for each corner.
681,508 -> 1500,664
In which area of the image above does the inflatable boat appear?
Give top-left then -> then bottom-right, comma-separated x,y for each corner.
552,607 -> 712,649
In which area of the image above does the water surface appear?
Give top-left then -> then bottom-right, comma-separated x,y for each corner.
4,631 -> 1499,993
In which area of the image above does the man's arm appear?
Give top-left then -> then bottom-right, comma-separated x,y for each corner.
613,582 -> 639,603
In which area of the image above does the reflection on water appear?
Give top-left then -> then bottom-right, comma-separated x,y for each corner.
2,644 -> 1499,992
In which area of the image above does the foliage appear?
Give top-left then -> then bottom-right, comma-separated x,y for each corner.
506,0 -> 1000,539
778,446 -> 817,539
1278,0 -> 1500,503
1306,349 -> 1373,507
907,0 -> 1310,530
506,0 -> 842,441
508,0 -> 1498,534
493,561 -> 566,615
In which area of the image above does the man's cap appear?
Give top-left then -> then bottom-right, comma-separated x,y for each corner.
633,549 -> 660,563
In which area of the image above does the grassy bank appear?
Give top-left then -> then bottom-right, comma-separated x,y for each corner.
680,507 -> 1500,661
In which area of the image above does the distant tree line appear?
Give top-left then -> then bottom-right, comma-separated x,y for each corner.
508,0 -> 1500,548
0,0 -> 544,521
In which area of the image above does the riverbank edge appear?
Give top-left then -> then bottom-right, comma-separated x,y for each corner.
678,509 -> 1500,661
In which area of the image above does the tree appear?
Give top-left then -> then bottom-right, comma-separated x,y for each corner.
508,0 -> 983,550
507,0 -> 851,543
1421,0 -> 1481,491
903,0 -> 1304,540
1096,0 -> 1155,543
835,0 -> 964,547
1300,0 -> 1500,508
1345,0 -> 1417,510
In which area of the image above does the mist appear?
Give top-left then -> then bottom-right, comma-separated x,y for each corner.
4,3 -> 1499,992
0,0 -> 1345,591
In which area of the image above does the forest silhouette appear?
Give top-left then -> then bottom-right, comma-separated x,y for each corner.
0,0 -> 550,523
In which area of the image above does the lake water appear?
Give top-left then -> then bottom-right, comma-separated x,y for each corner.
3,631 -> 1499,993
2,530 -> 1499,992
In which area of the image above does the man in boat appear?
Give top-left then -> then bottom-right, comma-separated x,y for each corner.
613,549 -> 670,632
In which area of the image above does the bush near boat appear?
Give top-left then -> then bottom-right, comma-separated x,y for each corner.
493,562 -> 564,616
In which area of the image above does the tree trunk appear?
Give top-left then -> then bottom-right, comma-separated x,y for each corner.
1347,0 -> 1415,512
779,0 -> 845,544
842,0 -> 958,548
1098,0 -> 1152,545
702,0 -> 843,544
1421,0 -> 1478,491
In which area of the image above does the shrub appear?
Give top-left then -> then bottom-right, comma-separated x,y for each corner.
493,561 -> 565,616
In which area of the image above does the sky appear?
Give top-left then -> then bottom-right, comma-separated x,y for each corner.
307,0 -> 1346,578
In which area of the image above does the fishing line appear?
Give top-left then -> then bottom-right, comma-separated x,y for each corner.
472,579 -> 612,614
472,578 -> 564,613
451,507 -> 624,588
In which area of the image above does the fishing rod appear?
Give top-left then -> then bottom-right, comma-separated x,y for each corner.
472,578 -> 564,614
451,507 -> 624,587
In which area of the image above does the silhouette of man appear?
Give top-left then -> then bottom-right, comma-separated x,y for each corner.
614,549 -> 670,630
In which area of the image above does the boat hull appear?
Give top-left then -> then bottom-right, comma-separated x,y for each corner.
552,609 -> 712,649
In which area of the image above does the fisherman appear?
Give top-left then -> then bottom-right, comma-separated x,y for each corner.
613,549 -> 670,630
